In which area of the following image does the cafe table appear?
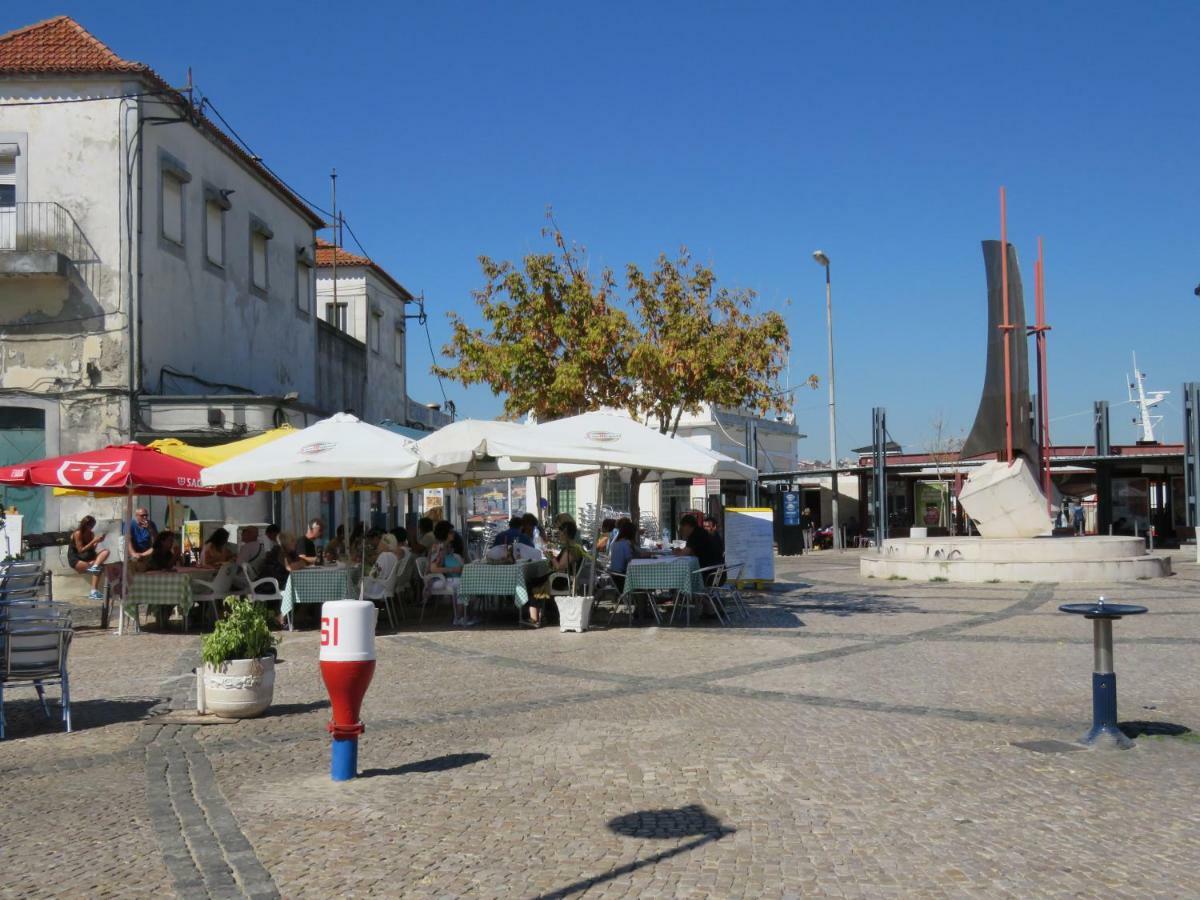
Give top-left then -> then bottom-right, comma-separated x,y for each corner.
622,557 -> 704,625
280,565 -> 352,629
121,571 -> 194,633
459,559 -> 552,621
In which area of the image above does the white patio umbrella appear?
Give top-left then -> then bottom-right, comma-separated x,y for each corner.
488,413 -> 723,592
199,413 -> 426,486
200,413 -> 431,600
413,419 -> 548,534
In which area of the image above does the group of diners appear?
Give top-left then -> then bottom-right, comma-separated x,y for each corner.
596,512 -> 725,579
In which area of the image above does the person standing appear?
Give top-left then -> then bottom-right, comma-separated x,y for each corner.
1073,502 -> 1086,536
800,507 -> 815,552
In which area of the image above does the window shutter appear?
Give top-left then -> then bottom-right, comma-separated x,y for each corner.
0,153 -> 15,186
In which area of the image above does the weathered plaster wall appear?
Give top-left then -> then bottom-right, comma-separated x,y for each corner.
137,95 -> 318,404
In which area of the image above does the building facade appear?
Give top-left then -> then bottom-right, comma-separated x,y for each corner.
0,16 -> 448,541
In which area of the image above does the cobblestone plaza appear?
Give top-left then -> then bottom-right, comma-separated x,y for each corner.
2,551 -> 1198,898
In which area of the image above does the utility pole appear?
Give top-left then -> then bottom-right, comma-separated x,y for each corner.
330,168 -> 338,329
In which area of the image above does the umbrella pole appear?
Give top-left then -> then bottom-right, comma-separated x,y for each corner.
118,490 -> 133,635
359,481 -> 368,601
589,465 -> 604,596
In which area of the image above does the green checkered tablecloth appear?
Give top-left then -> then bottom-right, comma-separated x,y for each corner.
281,567 -> 352,618
621,558 -> 702,596
459,560 -> 551,608
125,573 -> 193,615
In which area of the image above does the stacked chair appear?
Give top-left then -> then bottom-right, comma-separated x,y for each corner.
0,560 -> 73,739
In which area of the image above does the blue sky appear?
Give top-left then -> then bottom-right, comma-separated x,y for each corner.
11,1 -> 1199,455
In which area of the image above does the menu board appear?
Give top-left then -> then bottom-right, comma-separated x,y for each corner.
723,507 -> 775,584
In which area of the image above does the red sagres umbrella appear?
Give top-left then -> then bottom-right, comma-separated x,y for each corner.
0,443 -> 253,496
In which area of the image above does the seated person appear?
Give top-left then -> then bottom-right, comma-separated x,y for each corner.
428,521 -> 453,567
127,507 -> 158,571
363,533 -> 404,600
494,516 -> 532,548
415,517 -> 436,555
595,518 -> 617,553
608,519 -> 640,576
236,526 -> 266,577
280,533 -> 310,576
702,515 -> 725,557
430,531 -> 469,625
521,513 -> 546,550
675,514 -> 723,584
146,531 -> 181,572
551,521 -> 586,575
201,528 -> 236,569
68,515 -> 110,601
324,525 -> 347,562
298,519 -> 323,564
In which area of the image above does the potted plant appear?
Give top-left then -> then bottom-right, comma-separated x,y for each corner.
198,596 -> 278,718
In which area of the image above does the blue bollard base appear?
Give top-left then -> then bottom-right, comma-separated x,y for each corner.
1080,723 -> 1134,749
1081,672 -> 1133,749
331,736 -> 359,781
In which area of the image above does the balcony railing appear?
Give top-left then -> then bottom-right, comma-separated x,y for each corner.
0,201 -> 102,293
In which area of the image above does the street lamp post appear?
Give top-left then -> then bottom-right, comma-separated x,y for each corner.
813,250 -> 840,550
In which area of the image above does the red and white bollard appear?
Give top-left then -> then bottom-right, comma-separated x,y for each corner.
319,600 -> 377,781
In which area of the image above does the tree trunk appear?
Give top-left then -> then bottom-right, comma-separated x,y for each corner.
628,468 -> 646,538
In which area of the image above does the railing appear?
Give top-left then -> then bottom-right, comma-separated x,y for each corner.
0,201 -> 102,294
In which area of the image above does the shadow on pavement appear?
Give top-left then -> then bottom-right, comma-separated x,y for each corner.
1120,721 -> 1194,739
360,752 -> 490,778
269,700 -> 330,717
534,804 -> 734,899
1,696 -> 161,739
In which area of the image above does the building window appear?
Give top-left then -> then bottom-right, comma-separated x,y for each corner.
0,148 -> 15,251
296,245 -> 314,315
249,216 -> 273,296
0,151 -> 15,208
204,201 -> 222,264
158,152 -> 191,252
162,175 -> 184,244
394,327 -> 404,367
201,185 -> 230,270
297,263 -> 312,315
369,310 -> 382,354
326,302 -> 348,331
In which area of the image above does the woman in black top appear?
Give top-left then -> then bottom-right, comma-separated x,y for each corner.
68,515 -> 110,600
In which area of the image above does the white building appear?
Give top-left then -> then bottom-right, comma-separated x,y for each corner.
0,16 -> 445,540
553,404 -> 804,529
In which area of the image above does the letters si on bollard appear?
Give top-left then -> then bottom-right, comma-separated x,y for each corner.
319,600 -> 377,781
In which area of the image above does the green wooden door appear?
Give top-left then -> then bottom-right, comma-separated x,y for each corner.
0,407 -> 46,532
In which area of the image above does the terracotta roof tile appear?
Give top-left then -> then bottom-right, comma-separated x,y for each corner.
0,16 -> 324,228
315,238 -> 372,268
0,15 -> 144,73
315,239 -> 412,301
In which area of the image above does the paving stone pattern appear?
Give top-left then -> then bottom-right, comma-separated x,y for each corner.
2,550 -> 1199,897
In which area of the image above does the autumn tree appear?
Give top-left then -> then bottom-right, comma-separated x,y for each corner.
437,214 -> 797,529
435,219 -> 632,420
622,249 -> 791,524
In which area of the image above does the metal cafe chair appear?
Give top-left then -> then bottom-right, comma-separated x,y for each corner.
0,609 -> 73,739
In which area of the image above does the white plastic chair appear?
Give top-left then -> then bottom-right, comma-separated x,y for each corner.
240,563 -> 283,608
191,562 -> 238,625
417,556 -> 455,623
362,554 -> 402,630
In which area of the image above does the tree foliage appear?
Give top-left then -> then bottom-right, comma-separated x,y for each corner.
625,249 -> 790,436
436,213 -> 802,524
435,220 -> 632,421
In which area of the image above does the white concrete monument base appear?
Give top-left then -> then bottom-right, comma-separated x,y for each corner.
860,536 -> 1171,583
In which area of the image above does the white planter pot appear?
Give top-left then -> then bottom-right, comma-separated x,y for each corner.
555,595 -> 594,633
201,655 -> 275,718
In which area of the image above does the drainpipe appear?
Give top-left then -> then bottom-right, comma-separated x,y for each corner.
131,97 -> 145,441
